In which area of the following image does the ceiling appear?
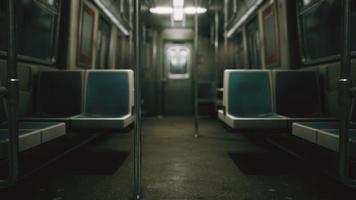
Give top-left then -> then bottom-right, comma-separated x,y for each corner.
143,0 -> 223,33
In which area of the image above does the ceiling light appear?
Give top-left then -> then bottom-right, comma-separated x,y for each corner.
173,0 -> 184,7
149,6 -> 207,16
173,7 -> 184,21
184,7 -> 207,15
149,7 -> 173,15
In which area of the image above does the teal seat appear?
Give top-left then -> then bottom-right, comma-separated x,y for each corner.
292,99 -> 356,148
71,70 -> 134,130
228,71 -> 274,117
315,129 -> 356,153
218,70 -> 287,129
0,129 -> 35,136
0,121 -> 66,144
297,121 -> 356,130
0,128 -> 42,158
290,127 -> 356,154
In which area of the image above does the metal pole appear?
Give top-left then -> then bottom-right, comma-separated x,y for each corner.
133,0 -> 142,199
214,11 -> 219,86
223,0 -> 228,62
194,0 -> 199,138
0,0 -> 19,188
338,0 -> 352,179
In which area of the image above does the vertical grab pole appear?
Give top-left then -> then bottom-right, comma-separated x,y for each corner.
223,0 -> 228,61
133,0 -> 142,199
0,0 -> 20,188
193,0 -> 199,138
338,0 -> 352,180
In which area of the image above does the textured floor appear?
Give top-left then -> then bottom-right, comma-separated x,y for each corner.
1,118 -> 355,200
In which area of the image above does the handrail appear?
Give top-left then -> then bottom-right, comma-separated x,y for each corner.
338,0 -> 352,182
133,0 -> 142,199
0,0 -> 20,188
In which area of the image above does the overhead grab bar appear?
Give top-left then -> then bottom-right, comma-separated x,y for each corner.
0,0 -> 20,188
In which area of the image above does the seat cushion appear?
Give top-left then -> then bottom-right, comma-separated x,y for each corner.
70,114 -> 134,130
0,129 -> 42,158
0,122 -> 66,144
84,71 -> 129,117
226,71 -> 273,117
317,129 -> 356,153
37,71 -> 83,117
274,71 -> 323,118
224,113 -> 288,129
297,121 -> 356,130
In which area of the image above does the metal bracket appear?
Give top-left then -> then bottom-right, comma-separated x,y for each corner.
350,86 -> 356,97
0,86 -> 8,97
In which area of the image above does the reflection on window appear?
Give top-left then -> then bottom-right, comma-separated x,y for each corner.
169,50 -> 188,74
246,17 -> 261,68
0,1 -> 7,52
96,17 -> 111,69
167,46 -> 190,79
233,33 -> 245,68
263,4 -> 279,67
0,0 -> 60,64
78,3 -> 95,68
299,0 -> 356,63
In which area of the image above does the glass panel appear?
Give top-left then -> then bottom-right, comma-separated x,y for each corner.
246,18 -> 261,68
265,13 -> 276,58
166,45 -> 191,79
352,0 -> 356,51
0,1 -> 7,52
35,0 -> 59,10
82,11 -> 94,56
263,4 -> 279,67
96,17 -> 111,69
299,0 -> 356,62
169,49 -> 188,74
301,0 -> 341,61
234,33 -> 245,68
17,1 -> 57,61
78,3 -> 95,68
0,0 -> 59,62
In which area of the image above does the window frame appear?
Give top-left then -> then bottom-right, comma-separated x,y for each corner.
77,1 -> 97,69
296,0 -> 356,66
262,3 -> 280,68
165,44 -> 192,80
0,0 -> 62,66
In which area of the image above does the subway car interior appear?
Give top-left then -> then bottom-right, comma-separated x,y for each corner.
1,0 -> 356,199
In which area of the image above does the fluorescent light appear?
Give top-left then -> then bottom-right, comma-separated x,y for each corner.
184,7 -> 207,14
173,0 -> 184,7
93,0 -> 129,36
149,7 -> 173,15
173,7 -> 184,21
149,6 -> 207,16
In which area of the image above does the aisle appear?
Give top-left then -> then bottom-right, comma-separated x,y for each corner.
0,118 -> 354,200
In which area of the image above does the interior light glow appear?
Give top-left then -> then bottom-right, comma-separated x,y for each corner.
184,7 -> 207,14
149,7 -> 173,15
173,0 -> 184,7
173,7 -> 184,21
149,6 -> 207,16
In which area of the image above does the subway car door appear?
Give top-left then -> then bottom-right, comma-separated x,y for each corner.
163,43 -> 193,116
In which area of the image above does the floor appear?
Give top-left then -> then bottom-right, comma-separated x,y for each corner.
0,118 -> 355,200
